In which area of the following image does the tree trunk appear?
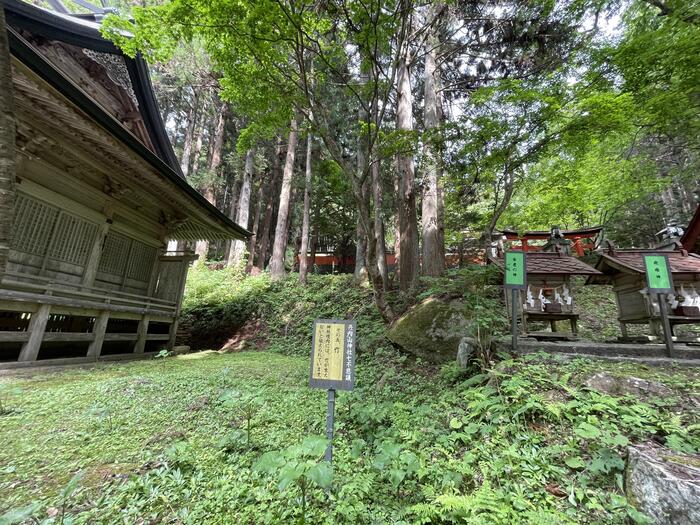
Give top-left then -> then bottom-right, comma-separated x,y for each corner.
179,91 -> 199,177
371,90 -> 389,290
421,13 -> 445,276
228,147 -> 255,267
0,5 -> 16,275
396,48 -> 419,290
190,102 -> 208,178
245,169 -> 266,273
194,106 -> 227,263
299,130 -> 313,284
354,103 -> 369,282
257,138 -> 284,271
269,118 -> 299,280
223,174 -> 240,260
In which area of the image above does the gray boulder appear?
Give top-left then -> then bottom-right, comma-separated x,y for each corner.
585,372 -> 673,399
387,297 -> 469,363
626,443 -> 700,525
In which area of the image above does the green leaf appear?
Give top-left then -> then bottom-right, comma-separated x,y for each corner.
564,456 -> 586,469
449,417 -> 463,430
253,451 -> 285,473
0,503 -> 40,525
300,436 -> 328,458
61,471 -> 84,499
350,438 -> 366,459
307,462 -> 333,489
389,468 -> 406,490
574,422 -> 601,439
610,434 -> 630,448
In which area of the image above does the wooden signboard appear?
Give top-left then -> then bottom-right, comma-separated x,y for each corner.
644,254 -> 674,293
504,251 -> 526,350
643,255 -> 674,357
309,319 -> 356,391
309,319 -> 357,464
504,251 -> 527,289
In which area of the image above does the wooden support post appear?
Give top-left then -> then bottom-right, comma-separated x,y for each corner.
18,303 -> 51,362
87,310 -> 109,358
83,214 -> 112,288
167,256 -> 193,351
657,294 -> 674,358
134,315 -> 149,353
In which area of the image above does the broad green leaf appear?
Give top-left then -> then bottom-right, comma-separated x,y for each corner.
307,462 -> 333,489
564,456 -> 586,469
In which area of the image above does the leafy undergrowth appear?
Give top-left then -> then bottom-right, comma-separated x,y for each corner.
1,351 -> 698,524
180,267 -> 386,354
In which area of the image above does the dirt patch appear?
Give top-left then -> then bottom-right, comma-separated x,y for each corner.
220,318 -> 269,352
187,396 -> 210,412
145,429 -> 188,446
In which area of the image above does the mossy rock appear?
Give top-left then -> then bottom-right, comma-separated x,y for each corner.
387,296 -> 468,363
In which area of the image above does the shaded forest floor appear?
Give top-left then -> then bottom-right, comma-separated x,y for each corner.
2,270 -> 699,524
1,350 -> 698,524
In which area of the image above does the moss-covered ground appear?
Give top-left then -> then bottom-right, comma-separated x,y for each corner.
1,350 -> 698,524
1,270 -> 699,524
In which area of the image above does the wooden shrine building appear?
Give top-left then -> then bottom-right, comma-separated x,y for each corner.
587,246 -> 700,339
0,1 -> 248,363
490,251 -> 602,336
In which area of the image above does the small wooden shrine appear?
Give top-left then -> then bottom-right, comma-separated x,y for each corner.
587,246 -> 700,339
490,249 -> 602,336
0,2 -> 249,363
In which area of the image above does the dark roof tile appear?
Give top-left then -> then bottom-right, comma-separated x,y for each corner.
490,252 -> 601,275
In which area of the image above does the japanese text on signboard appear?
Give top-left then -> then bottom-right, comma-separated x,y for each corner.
309,319 -> 356,391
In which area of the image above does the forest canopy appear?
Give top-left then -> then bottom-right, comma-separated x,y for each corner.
98,0 -> 700,314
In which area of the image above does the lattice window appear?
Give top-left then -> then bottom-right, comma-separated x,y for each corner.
126,241 -> 157,283
11,193 -> 60,256
48,214 -> 99,265
98,231 -> 130,276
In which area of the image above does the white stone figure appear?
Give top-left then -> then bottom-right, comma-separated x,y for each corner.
562,284 -> 573,305
525,285 -> 535,309
538,288 -> 550,311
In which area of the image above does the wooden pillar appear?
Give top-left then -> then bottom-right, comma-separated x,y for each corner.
18,303 -> 51,362
83,207 -> 113,288
87,310 -> 109,358
167,257 -> 193,350
0,5 -> 17,276
134,315 -> 149,353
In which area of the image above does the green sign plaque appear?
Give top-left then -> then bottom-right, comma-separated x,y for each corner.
504,251 -> 526,289
643,255 -> 673,293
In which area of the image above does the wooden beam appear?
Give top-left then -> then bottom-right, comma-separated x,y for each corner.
87,310 -> 109,358
18,303 -> 50,361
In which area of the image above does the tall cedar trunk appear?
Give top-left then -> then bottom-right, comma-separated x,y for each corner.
354,98 -> 369,282
228,148 -> 255,266
396,49 -> 419,290
0,6 -> 16,274
421,13 -> 445,276
257,139 -> 283,270
269,119 -> 299,280
179,92 -> 199,177
194,106 -> 227,263
223,175 -> 240,259
299,131 -> 313,283
371,84 -> 389,290
245,170 -> 266,273
310,212 -> 318,269
190,100 -> 209,177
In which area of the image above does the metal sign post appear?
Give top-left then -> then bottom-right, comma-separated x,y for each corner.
309,319 -> 357,464
643,255 -> 674,357
504,251 -> 527,351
